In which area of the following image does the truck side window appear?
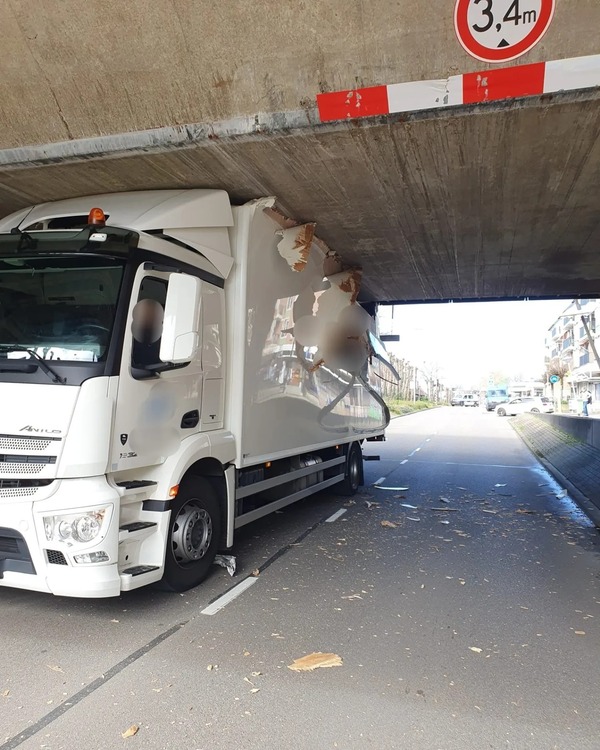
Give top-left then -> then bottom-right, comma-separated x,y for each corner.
131,277 -> 167,371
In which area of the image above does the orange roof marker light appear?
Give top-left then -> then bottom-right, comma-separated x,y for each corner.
87,207 -> 106,226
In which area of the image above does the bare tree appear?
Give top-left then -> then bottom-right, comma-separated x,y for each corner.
546,357 -> 570,411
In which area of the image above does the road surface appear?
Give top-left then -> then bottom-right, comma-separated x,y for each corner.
1,407 -> 598,750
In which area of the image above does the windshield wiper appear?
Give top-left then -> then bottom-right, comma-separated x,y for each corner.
0,345 -> 67,384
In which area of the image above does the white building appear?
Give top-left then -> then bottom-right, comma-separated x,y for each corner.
546,299 -> 600,406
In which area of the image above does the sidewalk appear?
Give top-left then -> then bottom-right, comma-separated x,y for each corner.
512,413 -> 600,526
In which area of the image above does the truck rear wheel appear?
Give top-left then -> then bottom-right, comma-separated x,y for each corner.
334,443 -> 362,496
157,477 -> 222,592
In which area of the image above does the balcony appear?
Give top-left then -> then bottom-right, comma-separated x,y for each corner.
563,318 -> 574,330
579,351 -> 590,367
562,337 -> 574,352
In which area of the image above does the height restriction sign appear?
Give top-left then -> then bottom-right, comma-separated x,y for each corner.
454,0 -> 555,63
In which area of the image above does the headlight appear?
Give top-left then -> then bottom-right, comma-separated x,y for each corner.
43,507 -> 110,546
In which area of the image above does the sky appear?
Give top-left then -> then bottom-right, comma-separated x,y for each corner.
379,299 -> 570,388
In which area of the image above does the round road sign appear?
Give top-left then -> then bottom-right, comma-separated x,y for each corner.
454,0 -> 555,63
549,374 -> 560,384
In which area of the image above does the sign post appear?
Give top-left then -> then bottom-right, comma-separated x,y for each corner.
454,0 -> 555,63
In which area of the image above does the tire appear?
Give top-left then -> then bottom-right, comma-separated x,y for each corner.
334,443 -> 362,496
497,408 -> 506,417
530,408 -> 540,413
157,476 -> 222,592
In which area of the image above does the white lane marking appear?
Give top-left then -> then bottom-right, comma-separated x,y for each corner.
374,476 -> 386,485
425,438 -> 431,442
325,508 -> 347,523
400,459 -> 408,465
201,577 -> 258,616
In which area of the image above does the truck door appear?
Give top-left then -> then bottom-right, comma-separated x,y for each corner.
109,268 -> 204,473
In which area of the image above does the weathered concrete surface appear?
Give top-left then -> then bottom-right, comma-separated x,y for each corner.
1,0 -> 598,149
0,2 -> 598,303
0,91 -> 598,303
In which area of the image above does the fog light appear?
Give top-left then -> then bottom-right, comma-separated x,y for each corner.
73,551 -> 109,564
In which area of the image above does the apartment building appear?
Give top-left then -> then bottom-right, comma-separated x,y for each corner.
546,299 -> 600,403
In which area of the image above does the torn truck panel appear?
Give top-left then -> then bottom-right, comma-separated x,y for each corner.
276,223 -> 316,272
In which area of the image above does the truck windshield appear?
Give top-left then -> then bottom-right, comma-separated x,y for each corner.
0,255 -> 124,362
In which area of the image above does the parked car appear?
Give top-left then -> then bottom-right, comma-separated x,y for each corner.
451,395 -> 464,406
462,393 -> 479,407
495,397 -> 554,416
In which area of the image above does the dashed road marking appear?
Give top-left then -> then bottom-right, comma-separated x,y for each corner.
374,476 -> 386,485
201,577 -> 258,616
401,459 -> 408,465
325,508 -> 347,523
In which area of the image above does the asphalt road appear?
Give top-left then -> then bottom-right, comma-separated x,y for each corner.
1,407 -> 599,750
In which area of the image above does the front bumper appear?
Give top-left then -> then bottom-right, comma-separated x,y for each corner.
0,477 -> 122,598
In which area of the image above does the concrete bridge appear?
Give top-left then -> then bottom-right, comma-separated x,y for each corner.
0,0 -> 598,303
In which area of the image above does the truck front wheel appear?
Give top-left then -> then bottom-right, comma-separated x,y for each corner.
335,443 -> 362,496
158,477 -> 221,592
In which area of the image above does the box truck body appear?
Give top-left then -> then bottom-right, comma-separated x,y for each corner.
0,191 -> 393,597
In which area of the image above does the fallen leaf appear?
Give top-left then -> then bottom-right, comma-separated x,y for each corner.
288,652 -> 343,671
469,647 -> 483,654
252,569 -> 260,577
46,665 -> 64,673
251,671 -> 262,677
365,501 -> 380,510
440,520 -> 450,525
207,665 -> 215,671
381,520 -> 398,528
110,619 -> 119,623
1,690 -> 9,697
250,688 -> 260,693
121,725 -> 139,739
516,509 -> 536,515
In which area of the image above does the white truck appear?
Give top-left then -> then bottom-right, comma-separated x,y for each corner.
0,190 -> 394,597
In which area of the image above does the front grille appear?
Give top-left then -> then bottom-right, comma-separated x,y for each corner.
0,463 -> 45,475
46,550 -> 67,566
0,435 -> 60,452
0,528 -> 36,576
0,454 -> 57,465
0,479 -> 53,499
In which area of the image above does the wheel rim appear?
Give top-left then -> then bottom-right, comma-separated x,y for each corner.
171,501 -> 212,565
498,409 -> 505,416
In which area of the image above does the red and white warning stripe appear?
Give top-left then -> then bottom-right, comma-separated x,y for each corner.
317,54 -> 600,123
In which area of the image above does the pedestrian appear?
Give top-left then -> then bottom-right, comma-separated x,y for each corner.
583,390 -> 592,417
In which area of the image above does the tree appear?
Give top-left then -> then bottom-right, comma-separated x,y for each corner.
546,357 -> 570,411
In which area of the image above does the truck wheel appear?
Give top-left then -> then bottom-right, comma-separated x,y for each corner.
157,477 -> 222,592
335,443 -> 362,496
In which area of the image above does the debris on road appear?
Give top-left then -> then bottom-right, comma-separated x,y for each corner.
400,503 -> 418,509
440,520 -> 450,525
46,665 -> 64,673
252,569 -> 260,577
214,554 -> 236,577
469,647 -> 483,654
575,631 -> 586,636
556,489 -> 568,499
494,484 -> 507,488
365,501 -> 380,510
288,652 -> 343,671
121,725 -> 140,739
481,509 -> 498,514
516,509 -> 536,515
431,507 -> 459,512
1,690 -> 9,697
381,520 -> 398,528
407,517 -> 421,522
439,497 -> 450,503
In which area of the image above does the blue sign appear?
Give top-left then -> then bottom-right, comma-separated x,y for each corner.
549,375 -> 560,384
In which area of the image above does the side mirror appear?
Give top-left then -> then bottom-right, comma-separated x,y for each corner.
159,274 -> 201,364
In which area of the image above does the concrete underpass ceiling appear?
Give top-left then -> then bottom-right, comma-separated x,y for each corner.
0,92 -> 598,304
